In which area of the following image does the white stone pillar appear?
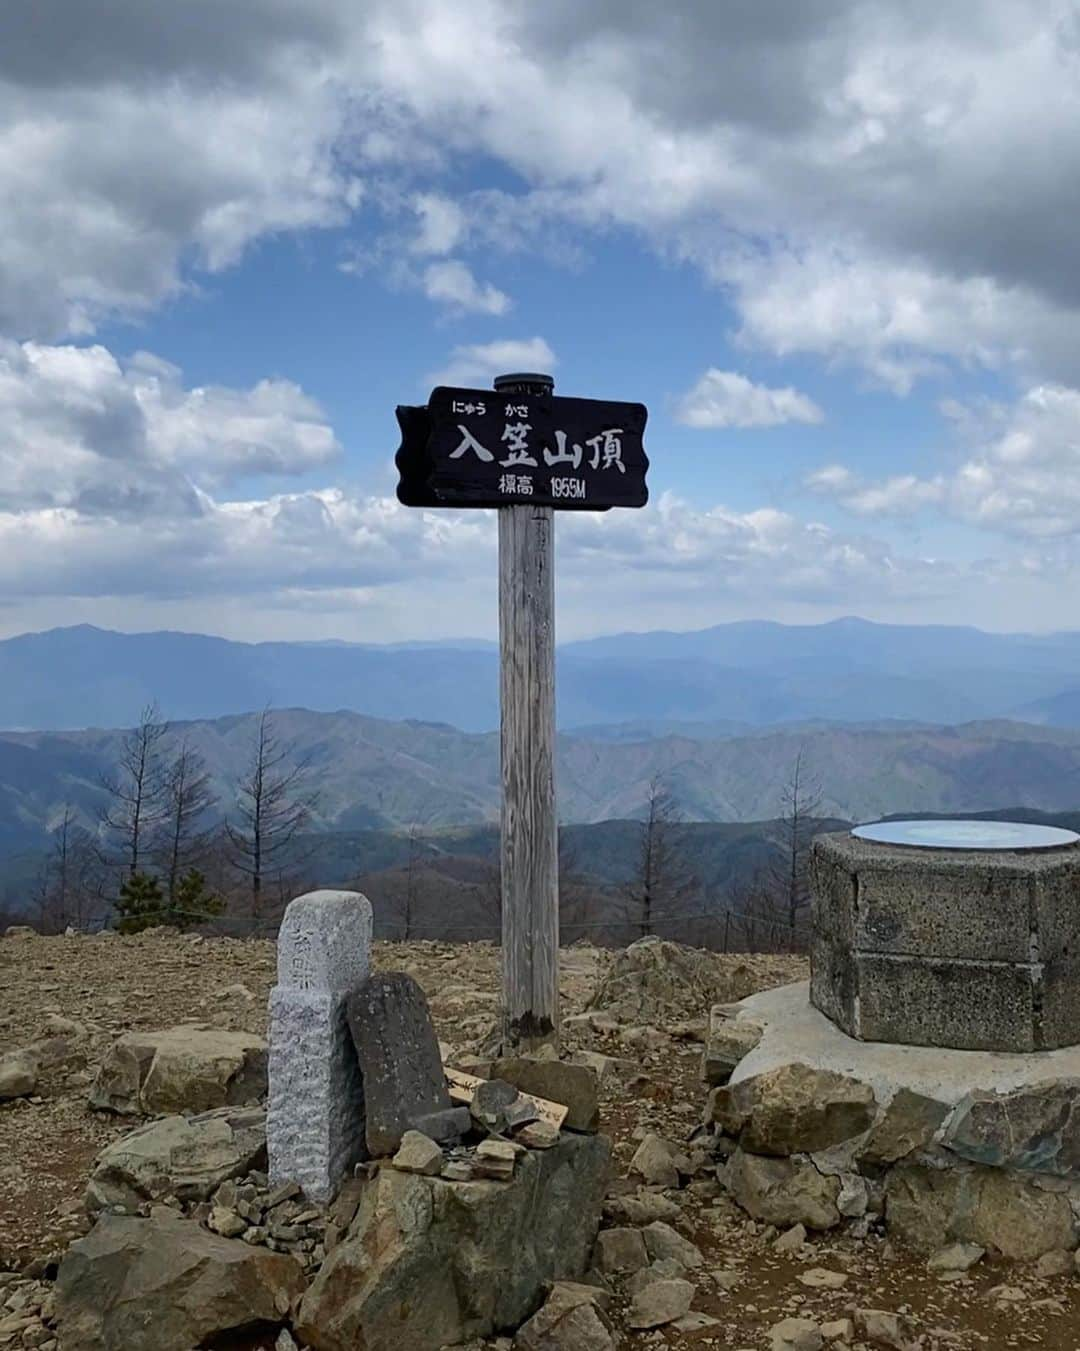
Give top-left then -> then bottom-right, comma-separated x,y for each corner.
267,889 -> 372,1204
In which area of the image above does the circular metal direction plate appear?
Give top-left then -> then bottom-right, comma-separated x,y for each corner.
851,819 -> 1080,851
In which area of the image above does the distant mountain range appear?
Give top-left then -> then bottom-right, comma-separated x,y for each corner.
2,619 -> 1080,733
4,707 -> 1080,865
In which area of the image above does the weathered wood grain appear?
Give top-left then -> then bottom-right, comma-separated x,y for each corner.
499,502 -> 559,1052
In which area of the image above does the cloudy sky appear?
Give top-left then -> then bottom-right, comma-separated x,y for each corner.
3,0 -> 1080,642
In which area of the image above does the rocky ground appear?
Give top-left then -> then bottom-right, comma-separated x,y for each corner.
2,929 -> 1080,1348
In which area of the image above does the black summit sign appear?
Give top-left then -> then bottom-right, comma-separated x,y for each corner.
396,385 -> 648,511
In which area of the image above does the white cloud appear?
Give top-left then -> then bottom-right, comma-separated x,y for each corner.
950,385 -> 1080,538
0,65 -> 362,337
421,260 -> 510,315
349,1 -> 1080,390
428,337 -> 557,389
0,472 -> 950,628
410,193 -> 466,255
808,384 -> 1080,537
805,464 -> 946,516
675,368 -> 823,428
0,339 -> 340,516
719,246 -> 1076,393
8,3 -> 1080,636
5,0 -> 1080,387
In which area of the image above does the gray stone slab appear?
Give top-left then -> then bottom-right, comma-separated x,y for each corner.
347,971 -> 455,1157
267,890 -> 372,1204
808,937 -> 856,1035
1039,960 -> 1080,1049
1032,865 -> 1080,965
854,864 -> 1031,963
855,954 -> 1038,1053
809,832 -> 1080,1052
808,847 -> 858,947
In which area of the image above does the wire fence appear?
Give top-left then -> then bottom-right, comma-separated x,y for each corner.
57,898 -> 811,953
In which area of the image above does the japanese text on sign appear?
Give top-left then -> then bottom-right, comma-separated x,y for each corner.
395,385 -> 649,511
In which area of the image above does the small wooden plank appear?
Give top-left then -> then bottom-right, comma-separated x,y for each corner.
444,1065 -> 568,1129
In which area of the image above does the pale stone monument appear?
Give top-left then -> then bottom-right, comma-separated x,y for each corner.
267,889 -> 372,1203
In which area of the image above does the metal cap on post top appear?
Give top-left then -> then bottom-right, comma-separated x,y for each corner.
493,372 -> 554,396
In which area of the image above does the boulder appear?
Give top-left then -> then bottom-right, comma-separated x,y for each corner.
514,1283 -> 615,1351
628,1133 -> 681,1187
297,1132 -> 611,1351
593,1227 -> 648,1273
602,1190 -> 681,1226
89,1027 -> 267,1115
85,1105 -> 267,1215
626,1258 -> 686,1292
54,1212 -> 304,1351
885,1161 -> 1077,1258
703,1005 -> 763,1085
961,1168 -> 1077,1259
491,1058 -> 599,1133
641,1221 -> 703,1269
926,1242 -> 984,1273
570,1050 -> 622,1087
470,1078 -> 522,1134
625,1278 -> 694,1330
588,936 -> 759,1025
0,1049 -> 38,1101
1036,1248 -> 1075,1277
474,1137 -> 517,1180
391,1131 -> 444,1177
518,1119 -> 560,1149
859,1089 -> 948,1164
725,1149 -> 840,1230
773,1223 -> 807,1252
770,1319 -> 823,1350
942,1082 -> 1080,1175
711,1063 -> 876,1156
883,1163 -> 966,1253
853,1309 -> 917,1350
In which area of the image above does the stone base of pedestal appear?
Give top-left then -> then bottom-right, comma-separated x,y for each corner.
297,1132 -> 612,1351
810,831 -> 1080,1052
704,982 -> 1080,1259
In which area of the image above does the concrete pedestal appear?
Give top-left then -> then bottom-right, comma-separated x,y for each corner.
810,831 -> 1080,1052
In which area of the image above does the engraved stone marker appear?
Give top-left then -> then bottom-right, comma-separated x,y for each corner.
267,890 -> 372,1203
347,971 -> 468,1156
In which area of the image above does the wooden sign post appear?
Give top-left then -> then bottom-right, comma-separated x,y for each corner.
394,372 -> 649,1054
494,374 -> 558,1052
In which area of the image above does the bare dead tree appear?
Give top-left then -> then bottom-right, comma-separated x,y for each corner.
473,855 -> 503,936
101,702 -> 169,881
401,822 -> 425,942
725,866 -> 788,954
773,748 -> 822,942
226,709 -> 317,924
625,775 -> 698,939
156,738 -> 218,915
34,806 -> 106,932
32,854 -> 53,935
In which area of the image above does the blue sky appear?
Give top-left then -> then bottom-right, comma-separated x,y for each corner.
2,2 -> 1079,642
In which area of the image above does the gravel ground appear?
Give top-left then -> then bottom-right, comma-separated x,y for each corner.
2,930 -> 1079,1349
